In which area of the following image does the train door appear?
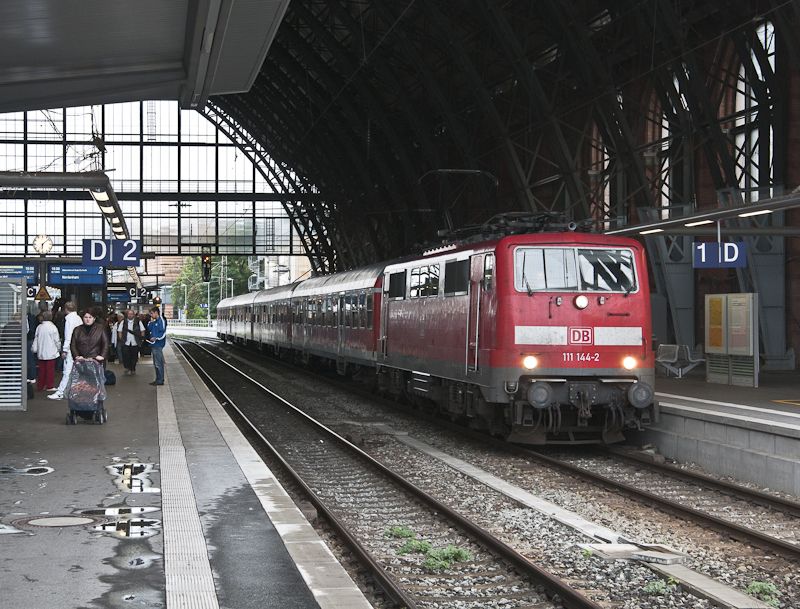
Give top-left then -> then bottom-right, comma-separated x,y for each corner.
338,295 -> 345,360
466,253 -> 494,375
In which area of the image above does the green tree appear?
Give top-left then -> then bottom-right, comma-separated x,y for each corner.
170,256 -> 253,319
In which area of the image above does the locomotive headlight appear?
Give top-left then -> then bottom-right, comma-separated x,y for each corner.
574,295 -> 589,309
622,356 -> 637,370
523,355 -> 538,370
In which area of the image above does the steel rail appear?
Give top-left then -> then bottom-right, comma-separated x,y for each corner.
173,340 -> 418,609
178,338 -> 603,609
210,341 -> 800,563
601,447 -> 800,519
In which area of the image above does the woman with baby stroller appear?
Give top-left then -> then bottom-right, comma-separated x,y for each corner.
66,308 -> 109,425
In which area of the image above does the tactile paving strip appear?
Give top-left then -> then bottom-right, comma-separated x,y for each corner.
157,350 -> 220,609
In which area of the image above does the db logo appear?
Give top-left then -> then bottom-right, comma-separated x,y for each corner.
569,327 -> 593,345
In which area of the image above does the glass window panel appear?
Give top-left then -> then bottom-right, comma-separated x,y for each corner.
0,199 -> 25,214
515,248 -> 546,292
577,248 -> 636,292
66,200 -> 97,215
218,146 -> 253,191
28,143 -> 64,172
146,101 -> 178,142
543,248 -> 577,290
67,142 -> 102,173
143,146 -> 178,191
0,143 -> 24,171
105,102 -> 141,142
181,145 -> 216,191
410,267 -> 421,299
106,145 -> 141,190
0,112 -> 24,138
181,109 -> 216,143
66,106 -> 98,139
27,110 -> 64,140
427,264 -> 439,297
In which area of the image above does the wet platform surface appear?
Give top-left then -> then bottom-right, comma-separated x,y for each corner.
0,342 -> 368,609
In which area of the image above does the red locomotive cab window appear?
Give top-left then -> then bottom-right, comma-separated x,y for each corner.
483,254 -> 494,291
366,294 -> 374,329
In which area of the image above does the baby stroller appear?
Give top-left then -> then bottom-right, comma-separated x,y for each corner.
66,359 -> 108,425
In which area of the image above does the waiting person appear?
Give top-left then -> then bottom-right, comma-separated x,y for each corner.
32,311 -> 61,392
26,309 -> 37,387
113,314 -> 125,366
53,311 -> 66,373
49,301 -> 81,401
70,308 -> 108,403
71,308 -> 109,367
118,309 -> 145,376
147,307 -> 167,386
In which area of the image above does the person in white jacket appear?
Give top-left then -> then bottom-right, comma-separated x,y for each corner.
49,301 -> 82,400
33,311 -> 61,392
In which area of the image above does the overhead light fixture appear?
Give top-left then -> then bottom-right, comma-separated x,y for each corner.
90,189 -> 109,202
98,204 -> 115,214
738,209 -> 772,218
112,225 -> 124,233
111,217 -> 121,224
640,228 -> 664,234
684,219 -> 714,227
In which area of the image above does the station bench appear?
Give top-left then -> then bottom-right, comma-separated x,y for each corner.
655,344 -> 705,378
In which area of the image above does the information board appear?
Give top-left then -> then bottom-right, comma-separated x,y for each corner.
107,291 -> 131,303
48,265 -> 105,285
0,265 -> 37,282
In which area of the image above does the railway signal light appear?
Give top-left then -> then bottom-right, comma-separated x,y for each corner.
202,251 -> 211,282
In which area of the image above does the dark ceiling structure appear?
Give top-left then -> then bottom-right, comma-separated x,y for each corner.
213,0 -> 800,275
4,1 -> 800,364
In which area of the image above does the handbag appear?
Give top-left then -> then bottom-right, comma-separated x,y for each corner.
105,370 -> 117,385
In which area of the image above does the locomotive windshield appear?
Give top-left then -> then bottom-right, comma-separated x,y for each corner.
514,247 -> 637,293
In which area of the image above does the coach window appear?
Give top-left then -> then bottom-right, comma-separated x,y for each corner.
351,295 -> 358,327
444,259 -> 469,295
483,255 -> 494,291
427,264 -> 440,297
358,294 -> 366,328
367,294 -> 374,329
332,298 -> 338,328
387,271 -> 406,299
410,267 -> 422,299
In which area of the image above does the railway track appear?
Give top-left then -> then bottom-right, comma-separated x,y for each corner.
174,338 -> 602,609
187,338 -> 800,605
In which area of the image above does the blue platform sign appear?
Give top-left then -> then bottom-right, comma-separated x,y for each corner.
49,265 -> 106,285
0,264 -> 37,282
693,242 -> 747,268
82,239 -> 111,266
112,239 -> 140,267
83,239 -> 141,266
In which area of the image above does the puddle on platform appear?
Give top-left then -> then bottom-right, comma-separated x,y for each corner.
105,463 -> 160,494
93,518 -> 162,539
82,507 -> 159,517
0,523 -> 27,534
0,465 -> 54,476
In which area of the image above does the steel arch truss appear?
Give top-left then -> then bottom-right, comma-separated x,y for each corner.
216,2 -> 800,313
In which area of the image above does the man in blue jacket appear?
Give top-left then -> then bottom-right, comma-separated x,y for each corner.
147,306 -> 167,386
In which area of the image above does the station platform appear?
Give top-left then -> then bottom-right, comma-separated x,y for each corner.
632,369 -> 800,497
0,342 -> 370,609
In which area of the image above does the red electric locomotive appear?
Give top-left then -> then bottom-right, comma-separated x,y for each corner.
218,224 -> 657,445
